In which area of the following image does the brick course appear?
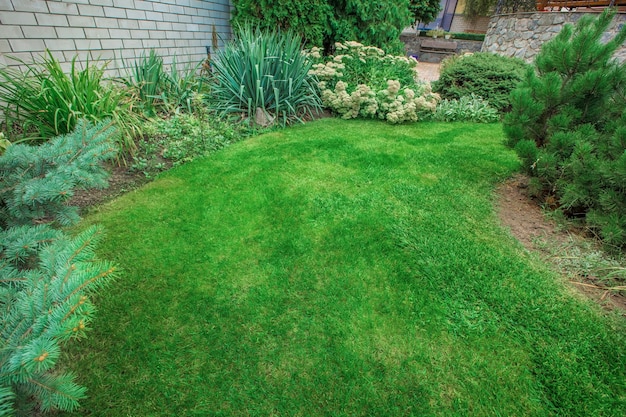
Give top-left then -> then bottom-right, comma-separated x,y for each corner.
0,0 -> 232,74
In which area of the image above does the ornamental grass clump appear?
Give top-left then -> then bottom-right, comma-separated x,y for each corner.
307,41 -> 439,123
210,25 -> 322,127
0,51 -> 141,156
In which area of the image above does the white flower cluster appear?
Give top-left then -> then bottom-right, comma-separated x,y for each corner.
321,81 -> 378,119
305,41 -> 439,123
309,61 -> 345,79
377,81 -> 440,123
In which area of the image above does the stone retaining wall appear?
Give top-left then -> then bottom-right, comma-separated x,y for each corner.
482,11 -> 626,63
0,0 -> 232,74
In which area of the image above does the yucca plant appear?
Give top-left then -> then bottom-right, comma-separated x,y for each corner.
0,51 -> 141,157
210,25 -> 322,126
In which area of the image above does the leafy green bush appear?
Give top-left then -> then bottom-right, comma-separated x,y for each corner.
0,120 -> 117,416
433,52 -> 529,112
504,9 -> 626,247
125,51 -> 204,116
307,41 -> 439,122
210,25 -> 322,126
135,111 -> 251,175
231,0 -> 413,54
428,94 -> 499,123
0,51 -> 141,155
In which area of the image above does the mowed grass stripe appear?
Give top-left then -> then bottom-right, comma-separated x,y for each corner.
65,119 -> 626,416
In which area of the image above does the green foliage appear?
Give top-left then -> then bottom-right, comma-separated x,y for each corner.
0,51 -> 141,156
433,52 -> 529,112
307,41 -> 439,122
0,120 -> 117,416
125,51 -> 204,116
465,0 -> 497,18
231,0 -> 413,54
429,94 -> 499,123
410,0 -> 441,25
504,9 -> 626,247
449,32 -> 485,41
210,25 -> 322,126
136,112 -> 249,174
0,120 -> 117,228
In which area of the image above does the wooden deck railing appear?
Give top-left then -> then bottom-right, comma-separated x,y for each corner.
537,0 -> 626,9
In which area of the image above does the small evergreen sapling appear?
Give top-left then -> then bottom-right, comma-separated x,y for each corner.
504,9 -> 626,247
0,120 -> 118,416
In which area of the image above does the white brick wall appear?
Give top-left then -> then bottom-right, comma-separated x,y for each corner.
0,0 -> 232,74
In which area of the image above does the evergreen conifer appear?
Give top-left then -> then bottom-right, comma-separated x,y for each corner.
0,120 -> 117,416
504,9 -> 626,247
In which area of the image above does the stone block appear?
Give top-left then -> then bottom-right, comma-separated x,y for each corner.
83,28 -> 110,39
0,0 -> 13,11
9,38 -> 45,52
109,29 -> 131,38
13,0 -> 48,13
0,11 -> 37,25
22,25 -> 56,39
153,3 -> 170,13
134,0 -> 154,11
130,29 -> 150,39
74,39 -> 101,51
125,9 -> 146,20
47,2 -> 78,15
0,39 -> 11,53
0,25 -> 24,39
77,4 -> 105,17
122,39 -> 143,49
139,20 -> 157,29
119,19 -> 139,29
101,39 -> 124,49
113,0 -> 135,8
56,27 -> 86,39
36,13 -> 69,27
68,15 -> 96,27
94,17 -> 120,28
44,38 -> 76,51
104,7 -> 127,18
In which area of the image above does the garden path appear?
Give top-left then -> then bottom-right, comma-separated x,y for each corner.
417,62 -> 440,82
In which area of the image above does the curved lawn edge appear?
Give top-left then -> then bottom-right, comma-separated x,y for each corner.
65,119 -> 626,416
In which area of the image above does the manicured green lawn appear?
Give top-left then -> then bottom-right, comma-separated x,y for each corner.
65,119 -> 626,416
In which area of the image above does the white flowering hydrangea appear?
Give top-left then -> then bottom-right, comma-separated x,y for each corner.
305,41 -> 439,123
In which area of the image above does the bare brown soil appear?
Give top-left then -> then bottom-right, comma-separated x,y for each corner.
496,174 -> 626,314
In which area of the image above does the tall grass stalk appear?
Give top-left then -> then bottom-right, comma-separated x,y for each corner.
0,51 -> 141,157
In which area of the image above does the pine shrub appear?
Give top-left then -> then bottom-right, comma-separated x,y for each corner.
504,9 -> 626,247
0,120 -> 117,416
433,52 -> 529,112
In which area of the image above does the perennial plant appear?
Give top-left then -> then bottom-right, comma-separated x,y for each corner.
307,41 -> 439,122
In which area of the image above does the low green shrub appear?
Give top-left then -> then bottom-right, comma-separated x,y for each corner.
429,94 -> 499,123
135,111 -> 251,175
449,32 -> 485,41
307,41 -> 439,122
433,52 -> 529,112
210,25 -> 322,126
504,9 -> 626,247
0,51 -> 141,156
